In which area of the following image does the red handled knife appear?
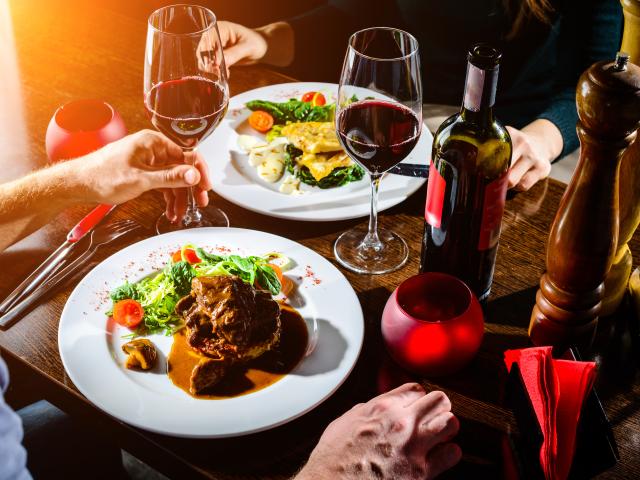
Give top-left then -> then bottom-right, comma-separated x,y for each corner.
0,204 -> 116,314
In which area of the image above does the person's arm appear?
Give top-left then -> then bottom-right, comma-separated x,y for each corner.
296,383 -> 461,480
0,355 -> 31,480
507,0 -> 622,191
213,1 -> 403,80
0,130 -> 211,252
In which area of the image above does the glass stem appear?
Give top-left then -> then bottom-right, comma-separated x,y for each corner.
183,148 -> 202,225
362,173 -> 383,251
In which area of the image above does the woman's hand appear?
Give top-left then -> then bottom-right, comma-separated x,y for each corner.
198,21 -> 294,72
507,119 -> 563,191
296,383 -> 461,480
80,130 -> 212,222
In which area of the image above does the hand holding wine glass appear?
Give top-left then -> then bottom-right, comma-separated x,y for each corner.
335,27 -> 422,274
144,5 -> 230,233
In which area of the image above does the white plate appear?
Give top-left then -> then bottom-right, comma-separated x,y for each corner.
58,228 -> 364,438
201,82 -> 432,221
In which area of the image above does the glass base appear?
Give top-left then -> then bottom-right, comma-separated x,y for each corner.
155,206 -> 229,234
334,225 -> 408,275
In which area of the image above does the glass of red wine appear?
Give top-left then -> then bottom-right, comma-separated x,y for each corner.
144,5 -> 229,234
335,27 -> 422,274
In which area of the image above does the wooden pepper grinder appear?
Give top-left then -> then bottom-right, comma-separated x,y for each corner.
602,0 -> 640,315
529,53 -> 640,351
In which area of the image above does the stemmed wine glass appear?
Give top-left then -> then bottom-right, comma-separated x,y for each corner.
144,5 -> 230,234
335,27 -> 422,274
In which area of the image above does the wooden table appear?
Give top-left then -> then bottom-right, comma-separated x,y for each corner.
1,1 -> 639,478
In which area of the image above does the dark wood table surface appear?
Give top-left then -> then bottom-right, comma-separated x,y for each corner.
1,1 -> 639,478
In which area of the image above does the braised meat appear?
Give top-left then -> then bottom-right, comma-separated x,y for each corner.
174,275 -> 281,393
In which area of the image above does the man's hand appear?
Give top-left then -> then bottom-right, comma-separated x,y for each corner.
507,119 -> 563,191
297,383 -> 461,480
80,130 -> 212,222
198,21 -> 294,73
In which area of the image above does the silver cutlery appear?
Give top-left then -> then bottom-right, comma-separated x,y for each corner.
388,163 -> 430,178
0,204 -> 116,314
0,219 -> 140,329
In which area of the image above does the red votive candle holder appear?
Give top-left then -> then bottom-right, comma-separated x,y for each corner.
45,99 -> 126,162
381,272 -> 484,376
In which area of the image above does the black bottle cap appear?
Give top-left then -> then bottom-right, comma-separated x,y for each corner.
468,43 -> 502,70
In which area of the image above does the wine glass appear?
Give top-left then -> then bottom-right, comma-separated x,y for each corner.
335,27 -> 422,274
144,5 -> 230,234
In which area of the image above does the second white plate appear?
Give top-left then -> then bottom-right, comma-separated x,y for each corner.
201,82 -> 432,222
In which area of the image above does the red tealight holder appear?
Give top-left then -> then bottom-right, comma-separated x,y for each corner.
381,272 -> 484,376
45,99 -> 126,161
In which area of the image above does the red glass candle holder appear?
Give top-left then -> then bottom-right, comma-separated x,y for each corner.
45,99 -> 126,162
381,272 -> 484,376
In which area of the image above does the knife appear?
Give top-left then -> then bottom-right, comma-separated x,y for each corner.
388,163 -> 430,178
0,204 -> 115,314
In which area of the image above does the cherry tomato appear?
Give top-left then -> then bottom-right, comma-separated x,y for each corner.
184,249 -> 201,264
248,110 -> 274,133
113,299 -> 144,328
171,248 -> 200,264
311,92 -> 326,107
301,91 -> 316,102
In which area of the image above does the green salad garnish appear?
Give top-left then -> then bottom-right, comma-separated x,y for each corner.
245,98 -> 335,124
108,245 -> 287,338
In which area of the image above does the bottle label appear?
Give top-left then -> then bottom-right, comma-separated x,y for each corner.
463,63 -> 497,112
425,162 -> 446,228
478,171 -> 508,251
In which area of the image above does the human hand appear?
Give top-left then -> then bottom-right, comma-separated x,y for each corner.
199,21 -> 267,71
297,383 -> 461,480
507,119 -> 562,191
78,130 -> 211,222
198,21 -> 294,74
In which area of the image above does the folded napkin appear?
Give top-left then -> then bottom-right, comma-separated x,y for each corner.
504,347 -> 596,480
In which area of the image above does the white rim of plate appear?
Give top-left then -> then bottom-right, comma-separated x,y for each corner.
58,227 -> 364,438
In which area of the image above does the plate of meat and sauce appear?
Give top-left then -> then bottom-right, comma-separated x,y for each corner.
58,227 -> 364,438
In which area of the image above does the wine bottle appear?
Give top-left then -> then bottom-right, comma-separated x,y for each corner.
420,44 -> 512,302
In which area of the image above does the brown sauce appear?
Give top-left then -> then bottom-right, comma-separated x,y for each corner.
167,304 -> 308,399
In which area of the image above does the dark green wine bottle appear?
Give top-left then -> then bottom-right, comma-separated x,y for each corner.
420,44 -> 512,302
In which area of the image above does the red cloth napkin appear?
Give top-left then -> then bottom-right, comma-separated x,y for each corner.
504,347 -> 596,480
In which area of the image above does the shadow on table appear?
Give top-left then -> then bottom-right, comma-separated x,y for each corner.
485,285 -> 538,329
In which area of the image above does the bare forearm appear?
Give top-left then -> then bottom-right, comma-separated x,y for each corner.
0,160 -> 89,250
255,21 -> 294,67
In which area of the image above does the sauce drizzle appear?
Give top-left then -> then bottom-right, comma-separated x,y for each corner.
168,304 -> 308,399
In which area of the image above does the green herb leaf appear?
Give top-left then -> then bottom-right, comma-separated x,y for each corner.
168,261 -> 196,296
256,265 -> 282,296
110,282 -> 141,302
195,247 -> 224,265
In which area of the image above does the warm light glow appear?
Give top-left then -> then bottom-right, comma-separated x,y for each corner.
0,0 -> 29,182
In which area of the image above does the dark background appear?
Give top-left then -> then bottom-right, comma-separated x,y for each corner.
106,0 -> 324,27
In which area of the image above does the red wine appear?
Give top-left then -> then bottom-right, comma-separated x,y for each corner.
337,100 -> 420,174
420,44 -> 512,302
145,76 -> 227,150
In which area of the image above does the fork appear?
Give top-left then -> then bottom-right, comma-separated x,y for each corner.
0,219 -> 141,329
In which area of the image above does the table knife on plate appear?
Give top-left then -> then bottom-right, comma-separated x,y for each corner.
388,163 -> 429,178
0,204 -> 115,314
